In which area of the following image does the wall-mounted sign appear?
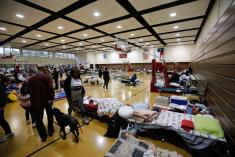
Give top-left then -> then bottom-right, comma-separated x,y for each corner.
15,57 -> 29,62
119,53 -> 127,58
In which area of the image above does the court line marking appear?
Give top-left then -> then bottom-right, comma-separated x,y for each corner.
25,118 -> 94,157
25,86 -> 147,157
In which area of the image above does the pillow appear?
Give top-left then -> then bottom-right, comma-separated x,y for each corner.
118,105 -> 133,119
132,102 -> 149,110
193,115 -> 224,138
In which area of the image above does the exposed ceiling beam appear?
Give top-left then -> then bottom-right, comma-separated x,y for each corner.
159,28 -> 200,35
92,0 -> 197,28
116,0 -> 166,45
13,0 -> 141,49
195,0 -> 215,42
0,0 -> 97,46
166,40 -> 195,44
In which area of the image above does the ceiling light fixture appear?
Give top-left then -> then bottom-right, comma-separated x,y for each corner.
113,42 -> 116,45
178,43 -> 181,44
130,33 -> 135,36
103,48 -> 106,50
62,46 -> 66,49
57,26 -> 64,30
16,14 -> 24,18
139,38 -> 143,42
22,40 -> 27,43
101,39 -> 104,42
36,34 -> 41,38
93,11 -> 100,17
83,33 -> 88,37
170,12 -> 176,17
92,45 -> 96,48
79,42 -> 83,46
177,39 -> 181,41
173,26 -> 179,29
116,25 -> 122,29
45,43 -> 49,46
176,33 -> 180,36
146,42 -> 149,45
0,27 -> 6,31
61,39 -> 65,42
76,48 -> 80,50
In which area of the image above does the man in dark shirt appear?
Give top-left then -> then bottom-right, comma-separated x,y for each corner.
0,75 -> 14,143
27,66 -> 55,142
103,68 -> 110,89
98,68 -> 103,79
53,68 -> 59,90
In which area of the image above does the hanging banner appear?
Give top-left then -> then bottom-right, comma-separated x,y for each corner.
119,53 -> 127,58
158,48 -> 164,58
143,53 -> 149,59
103,53 -> 107,59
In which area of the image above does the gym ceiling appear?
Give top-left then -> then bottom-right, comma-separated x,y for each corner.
0,0 -> 213,53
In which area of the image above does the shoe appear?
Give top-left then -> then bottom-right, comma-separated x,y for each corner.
6,132 -> 15,139
0,136 -> 7,143
82,117 -> 89,125
41,137 -> 47,142
26,120 -> 30,125
48,130 -> 54,137
32,123 -> 36,128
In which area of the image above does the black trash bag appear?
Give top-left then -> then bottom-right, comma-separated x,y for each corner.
104,114 -> 127,138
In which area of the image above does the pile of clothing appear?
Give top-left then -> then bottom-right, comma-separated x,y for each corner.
132,109 -> 159,123
155,96 -> 169,106
181,118 -> 194,132
83,97 -> 124,117
169,96 -> 188,111
105,133 -> 183,157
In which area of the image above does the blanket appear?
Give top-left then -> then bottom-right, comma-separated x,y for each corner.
105,133 -> 183,157
83,97 -> 124,117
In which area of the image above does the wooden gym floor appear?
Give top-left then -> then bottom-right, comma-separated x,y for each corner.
0,73 -> 191,157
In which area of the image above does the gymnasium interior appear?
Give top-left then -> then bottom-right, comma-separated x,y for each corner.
0,0 -> 234,157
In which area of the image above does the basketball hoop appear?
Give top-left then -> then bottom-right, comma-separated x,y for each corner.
115,36 -> 129,52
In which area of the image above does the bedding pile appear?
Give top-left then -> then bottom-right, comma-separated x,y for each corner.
128,110 -> 226,150
105,133 -> 183,157
83,97 -> 124,117
132,109 -> 159,123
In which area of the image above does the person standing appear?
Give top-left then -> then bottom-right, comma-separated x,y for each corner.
0,75 -> 14,143
27,66 -> 55,142
13,69 -> 18,83
53,68 -> 59,90
98,68 -> 103,79
59,68 -> 63,79
64,67 -> 89,124
19,81 -> 35,128
103,68 -> 110,90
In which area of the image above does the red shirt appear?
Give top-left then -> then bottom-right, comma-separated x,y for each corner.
27,72 -> 54,111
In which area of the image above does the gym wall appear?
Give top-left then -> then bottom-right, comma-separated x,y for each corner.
0,56 -> 76,65
191,0 -> 235,153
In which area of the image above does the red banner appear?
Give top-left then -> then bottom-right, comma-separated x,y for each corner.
119,53 -> 127,58
143,53 -> 149,59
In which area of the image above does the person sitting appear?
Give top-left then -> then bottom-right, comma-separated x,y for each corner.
170,71 -> 180,83
130,74 -> 137,86
179,73 -> 190,87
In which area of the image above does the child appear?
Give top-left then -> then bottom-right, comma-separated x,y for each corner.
19,82 -> 36,128
130,74 -> 137,86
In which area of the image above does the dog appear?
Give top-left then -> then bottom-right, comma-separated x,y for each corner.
52,108 -> 82,143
